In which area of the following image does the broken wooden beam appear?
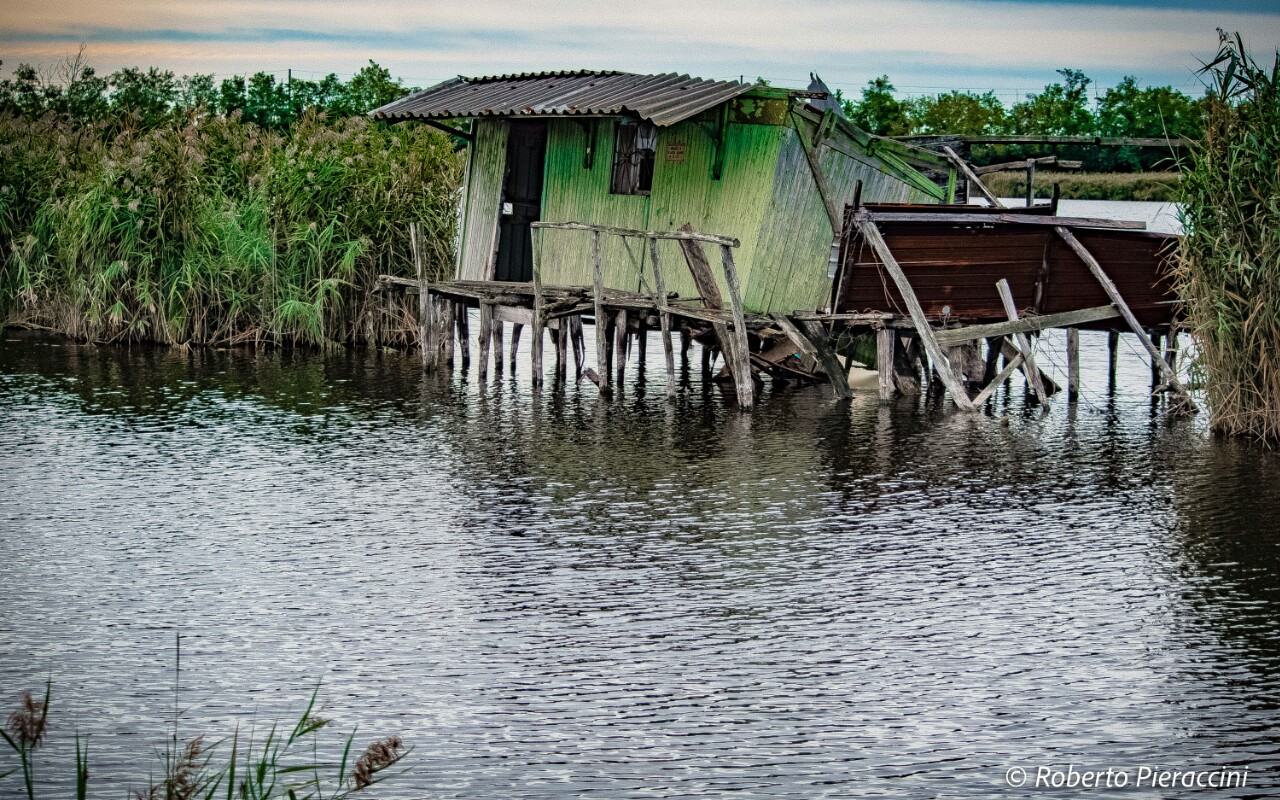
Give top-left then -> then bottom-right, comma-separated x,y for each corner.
857,219 -> 975,410
933,304 -> 1120,346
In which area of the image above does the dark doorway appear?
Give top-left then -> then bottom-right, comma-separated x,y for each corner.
494,121 -> 548,282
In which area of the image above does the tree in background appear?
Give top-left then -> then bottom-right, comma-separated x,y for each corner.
842,75 -> 912,136
907,90 -> 1007,136
1008,68 -> 1095,135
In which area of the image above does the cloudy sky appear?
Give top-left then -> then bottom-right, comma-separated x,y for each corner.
2,0 -> 1279,101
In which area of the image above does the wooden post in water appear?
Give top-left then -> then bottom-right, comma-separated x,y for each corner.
478,302 -> 492,379
996,278 -> 1047,404
1107,330 -> 1119,386
456,302 -> 471,368
1149,330 -> 1162,389
570,315 -> 585,378
556,321 -> 569,383
648,236 -> 677,399
1066,328 -> 1080,401
410,221 -> 436,371
509,323 -> 523,374
613,309 -> 628,381
590,230 -> 609,395
531,237 -> 546,386
491,320 -> 504,375
876,327 -> 895,402
441,300 -> 454,366
1056,226 -> 1195,409
718,244 -> 754,410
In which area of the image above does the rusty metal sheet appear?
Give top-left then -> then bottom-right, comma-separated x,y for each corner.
371,71 -> 756,128
836,214 -> 1179,329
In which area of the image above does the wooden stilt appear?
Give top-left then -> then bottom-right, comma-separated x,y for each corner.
1164,328 -> 1178,375
876,327 -> 895,402
857,219 -> 975,410
613,309 -> 628,380
441,300 -> 455,366
590,230 -> 610,396
681,327 -> 692,365
410,221 -> 436,371
996,279 -> 1047,404
718,245 -> 754,410
983,336 -> 1003,385
636,320 -> 647,367
455,303 -> 470,368
648,237 -> 677,400
893,335 -> 922,395
491,320 -> 504,375
701,342 -> 713,378
1055,226 -> 1195,410
556,321 -> 569,383
792,319 -> 853,400
1149,331 -> 1162,389
1107,331 -> 1119,385
509,323 -> 523,374
531,241 -> 545,386
1066,327 -> 1080,400
570,315 -> 585,378
478,302 -> 492,379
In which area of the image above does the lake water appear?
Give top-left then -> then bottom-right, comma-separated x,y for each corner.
5,201 -> 1280,799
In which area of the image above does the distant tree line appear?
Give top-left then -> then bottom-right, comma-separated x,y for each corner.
0,52 -> 413,130
835,69 -> 1204,171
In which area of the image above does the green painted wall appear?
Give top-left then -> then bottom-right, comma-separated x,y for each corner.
458,104 -> 948,312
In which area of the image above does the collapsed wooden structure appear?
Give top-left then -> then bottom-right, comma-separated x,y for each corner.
369,69 -> 1194,413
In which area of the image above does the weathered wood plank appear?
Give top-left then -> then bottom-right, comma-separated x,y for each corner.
857,210 -> 1147,230
943,145 -> 1005,209
797,320 -> 854,400
933,304 -> 1120,346
677,226 -> 725,310
972,351 -> 1026,406
718,245 -> 755,410
531,220 -> 739,248
493,305 -> 534,326
877,328 -> 895,402
996,279 -> 1048,404
591,230 -> 609,395
857,220 -> 975,410
478,302 -> 492,379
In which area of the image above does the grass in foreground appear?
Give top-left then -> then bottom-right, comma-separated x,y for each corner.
2,680 -> 409,800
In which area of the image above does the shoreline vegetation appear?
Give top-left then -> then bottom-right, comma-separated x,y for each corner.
2,681 -> 409,799
1174,33 -> 1280,442
1,35 -> 1277,442
0,60 -> 461,348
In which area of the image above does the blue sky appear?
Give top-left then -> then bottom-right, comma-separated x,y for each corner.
2,0 -> 1278,102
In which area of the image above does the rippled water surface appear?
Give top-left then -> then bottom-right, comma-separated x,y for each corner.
4,322 -> 1280,799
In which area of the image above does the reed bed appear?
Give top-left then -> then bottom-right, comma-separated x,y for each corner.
1174,33 -> 1280,442
0,110 -> 461,348
983,170 -> 1180,202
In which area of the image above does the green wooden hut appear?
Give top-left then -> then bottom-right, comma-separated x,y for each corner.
372,70 -> 955,315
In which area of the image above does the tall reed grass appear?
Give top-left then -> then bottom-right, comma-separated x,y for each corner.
2,681 -> 409,799
0,110 -> 461,347
1174,32 -> 1280,442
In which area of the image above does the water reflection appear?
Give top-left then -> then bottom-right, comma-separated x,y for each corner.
2,330 -> 1280,799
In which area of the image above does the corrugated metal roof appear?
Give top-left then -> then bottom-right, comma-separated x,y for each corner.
370,70 -> 758,127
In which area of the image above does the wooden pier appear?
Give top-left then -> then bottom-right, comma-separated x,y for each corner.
379,210 -> 1195,415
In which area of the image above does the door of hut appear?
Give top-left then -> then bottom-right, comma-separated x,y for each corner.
494,120 -> 548,282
